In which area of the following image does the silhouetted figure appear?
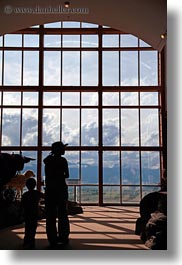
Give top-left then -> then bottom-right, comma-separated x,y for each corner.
44,141 -> 70,248
21,177 -> 44,249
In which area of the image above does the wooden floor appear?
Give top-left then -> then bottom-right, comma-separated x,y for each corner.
0,206 -> 149,250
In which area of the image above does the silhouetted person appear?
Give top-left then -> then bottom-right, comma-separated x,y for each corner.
21,177 -> 44,249
44,141 -> 70,248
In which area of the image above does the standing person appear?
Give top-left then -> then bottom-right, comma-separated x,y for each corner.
44,141 -> 70,248
21,177 -> 44,249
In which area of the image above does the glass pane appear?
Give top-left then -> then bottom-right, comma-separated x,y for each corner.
62,92 -> 80,106
44,22 -> 61,28
121,92 -> 138,106
103,186 -> 120,203
4,34 -> 22,47
63,22 -> 80,28
82,92 -> 98,106
22,109 -> 38,146
103,51 -> 119,86
103,92 -> 119,106
140,92 -> 159,105
63,51 -> 80,86
103,151 -> 120,184
81,22 -> 98,28
22,151 -> 37,179
122,187 -> 140,203
122,151 -> 140,185
23,92 -> 38,106
121,51 -> 138,86
62,109 -> 80,146
66,151 -> 79,179
140,51 -> 158,86
0,36 -> 2,46
120,34 -> 138,47
3,92 -> 21,105
141,109 -> 159,146
23,51 -> 39,86
44,35 -> 61,47
81,186 -> 98,203
82,51 -> 98,86
141,151 -> 160,185
121,109 -> 139,146
43,92 -> 60,106
103,35 -> 119,47
103,109 -> 119,146
4,51 -> 22,85
82,35 -> 98,47
142,186 -> 161,199
24,35 -> 39,47
81,151 -> 98,184
44,51 -> 61,86
81,109 -> 98,146
62,35 -> 80,47
139,40 -> 151,47
2,109 -> 20,146
43,109 -> 60,145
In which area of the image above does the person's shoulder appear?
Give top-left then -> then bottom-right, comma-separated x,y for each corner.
43,154 -> 53,164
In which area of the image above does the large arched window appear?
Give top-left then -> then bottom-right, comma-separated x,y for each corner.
0,21 -> 163,205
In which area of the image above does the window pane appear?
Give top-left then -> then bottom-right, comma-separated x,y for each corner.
63,51 -> 80,86
4,51 -> 22,85
103,92 -> 119,106
82,92 -> 98,106
140,92 -> 159,105
62,92 -> 80,106
43,92 -> 60,106
4,34 -> 22,47
44,35 -> 61,47
121,51 -> 138,86
66,151 -> 79,179
140,51 -> 158,86
121,92 -> 138,106
142,186 -> 160,198
141,151 -> 160,185
103,186 -> 120,203
82,35 -> 98,47
44,51 -> 61,86
103,151 -> 120,184
139,40 -> 151,47
2,109 -> 20,146
121,109 -> 139,146
62,109 -> 80,146
81,186 -> 98,203
3,92 -> 21,105
81,109 -> 98,146
81,151 -> 98,184
122,187 -> 140,203
103,35 -> 119,47
22,109 -> 38,146
103,51 -> 119,86
63,22 -> 80,28
44,22 -> 61,28
23,51 -> 39,86
103,109 -> 119,146
141,109 -> 159,146
23,92 -> 38,106
62,35 -> 80,47
82,51 -> 98,86
120,35 -> 138,47
22,151 -> 37,178
81,22 -> 98,28
43,109 -> 60,145
122,151 -> 140,185
24,35 -> 39,47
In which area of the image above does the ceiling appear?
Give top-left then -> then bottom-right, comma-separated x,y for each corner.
0,0 -> 167,51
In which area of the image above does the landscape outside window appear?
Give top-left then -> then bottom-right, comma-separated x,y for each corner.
0,21 -> 162,205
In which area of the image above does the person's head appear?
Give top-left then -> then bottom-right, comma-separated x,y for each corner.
26,177 -> 36,191
51,141 -> 68,156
